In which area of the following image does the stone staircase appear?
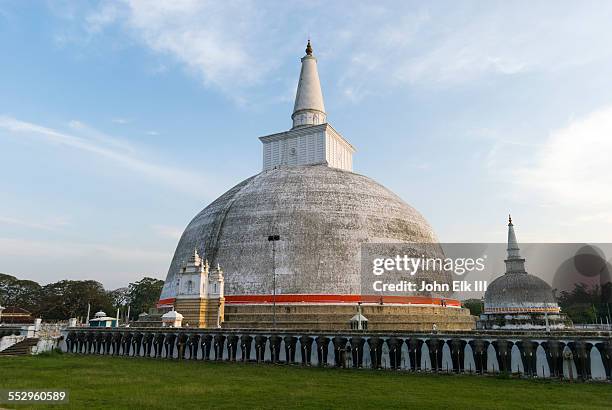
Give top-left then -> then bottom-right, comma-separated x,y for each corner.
0,338 -> 39,356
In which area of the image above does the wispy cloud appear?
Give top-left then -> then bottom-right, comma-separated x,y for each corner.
0,236 -> 166,261
513,105 -> 612,213
0,215 -> 70,231
151,224 -> 182,240
85,1 -> 119,34
0,115 -> 205,195
0,236 -> 168,287
73,2 -> 612,103
85,0 -> 274,93
68,119 -> 135,153
111,117 -> 131,124
476,104 -> 612,240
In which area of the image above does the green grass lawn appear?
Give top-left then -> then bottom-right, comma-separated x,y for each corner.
1,353 -> 610,409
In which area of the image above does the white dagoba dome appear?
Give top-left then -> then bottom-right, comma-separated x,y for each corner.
160,164 -> 444,301
159,41 -> 451,307
484,216 -> 559,313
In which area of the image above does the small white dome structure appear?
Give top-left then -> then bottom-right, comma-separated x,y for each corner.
161,310 -> 184,328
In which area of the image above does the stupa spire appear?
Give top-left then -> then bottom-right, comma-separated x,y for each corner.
292,40 -> 326,129
505,214 -> 526,274
187,247 -> 201,265
305,39 -> 313,56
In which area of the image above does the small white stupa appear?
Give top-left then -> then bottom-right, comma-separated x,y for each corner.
161,310 -> 184,328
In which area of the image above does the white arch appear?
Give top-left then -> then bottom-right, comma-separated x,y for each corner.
279,340 -> 286,362
401,341 -> 411,370
441,342 -> 453,372
511,345 -> 524,374
562,346 -> 578,380
590,346 -> 607,380
487,344 -> 499,373
535,345 -> 550,378
327,339 -> 335,366
421,343 -> 431,370
464,343 -> 476,373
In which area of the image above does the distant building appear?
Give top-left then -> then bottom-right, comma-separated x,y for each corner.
161,310 -> 184,328
479,216 -> 572,330
88,311 -> 118,328
0,307 -> 34,324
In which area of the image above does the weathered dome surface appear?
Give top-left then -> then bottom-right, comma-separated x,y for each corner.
484,272 -> 556,309
160,164 -> 444,299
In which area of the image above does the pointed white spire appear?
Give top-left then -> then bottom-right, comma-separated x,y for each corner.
505,214 -> 526,274
292,40 -> 326,129
507,214 -> 520,258
187,247 -> 201,266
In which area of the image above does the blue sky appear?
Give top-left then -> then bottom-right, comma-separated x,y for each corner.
2,1 -> 612,289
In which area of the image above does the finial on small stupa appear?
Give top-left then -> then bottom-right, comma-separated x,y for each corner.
508,214 -> 513,225
305,39 -> 313,56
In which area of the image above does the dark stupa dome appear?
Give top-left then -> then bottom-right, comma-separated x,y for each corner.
485,272 -> 557,311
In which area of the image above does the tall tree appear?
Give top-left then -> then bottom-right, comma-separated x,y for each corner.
127,277 -> 164,319
462,298 -> 483,316
108,287 -> 129,309
557,282 -> 612,324
0,273 -> 42,313
39,280 -> 114,320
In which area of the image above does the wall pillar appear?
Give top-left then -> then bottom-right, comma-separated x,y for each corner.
284,336 -> 298,364
227,335 -> 239,361
112,332 -> 122,356
122,333 -> 133,357
201,334 -> 213,360
187,334 -> 200,359
350,336 -> 365,368
213,334 -> 226,361
240,335 -> 253,362
332,336 -> 349,368
426,338 -> 443,372
492,340 -> 513,373
367,337 -> 383,369
254,335 -> 268,363
315,336 -> 330,366
516,340 -> 537,376
300,336 -> 314,366
469,339 -> 489,374
132,333 -> 143,357
450,338 -> 466,373
568,341 -> 593,380
595,341 -> 612,380
406,338 -> 423,371
164,333 -> 177,359
143,333 -> 154,357
386,337 -> 403,370
541,340 -> 564,378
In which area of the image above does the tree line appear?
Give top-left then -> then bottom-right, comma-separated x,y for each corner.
0,273 -> 164,321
